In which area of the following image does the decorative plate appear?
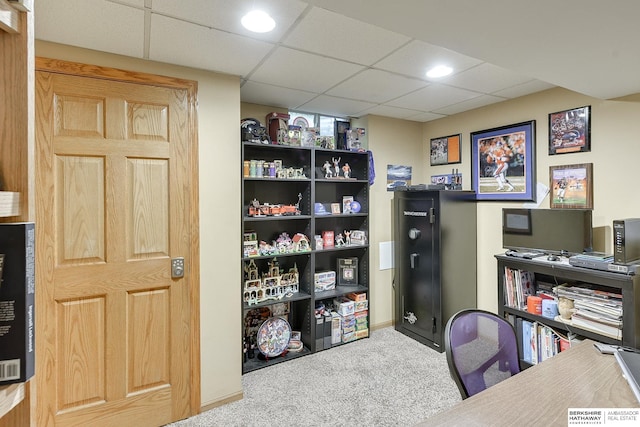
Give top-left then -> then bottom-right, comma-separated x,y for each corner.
256,316 -> 292,357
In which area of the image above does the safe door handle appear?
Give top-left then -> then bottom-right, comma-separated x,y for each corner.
410,253 -> 419,269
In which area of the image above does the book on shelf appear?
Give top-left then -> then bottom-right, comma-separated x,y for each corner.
503,267 -> 535,310
571,312 -> 622,339
573,300 -> 622,321
519,320 -> 569,365
556,285 -> 622,304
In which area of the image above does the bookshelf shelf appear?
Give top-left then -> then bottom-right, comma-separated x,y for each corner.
241,143 -> 370,373
496,254 -> 640,365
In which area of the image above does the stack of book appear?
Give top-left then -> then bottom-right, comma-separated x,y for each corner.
518,319 -> 570,365
503,267 -> 535,310
556,285 -> 623,339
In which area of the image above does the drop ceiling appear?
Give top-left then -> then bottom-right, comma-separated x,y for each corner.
34,0 -> 640,122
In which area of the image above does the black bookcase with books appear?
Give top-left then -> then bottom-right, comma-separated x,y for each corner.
496,254 -> 640,367
241,142 -> 370,373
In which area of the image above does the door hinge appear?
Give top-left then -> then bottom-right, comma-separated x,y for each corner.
429,207 -> 435,224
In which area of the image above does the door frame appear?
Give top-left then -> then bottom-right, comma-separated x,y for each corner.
34,57 -> 201,417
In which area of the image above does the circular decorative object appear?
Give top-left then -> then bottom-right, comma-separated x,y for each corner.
350,201 -> 362,213
256,316 -> 292,357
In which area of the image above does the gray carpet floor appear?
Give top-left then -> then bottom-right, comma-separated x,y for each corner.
168,327 -> 461,427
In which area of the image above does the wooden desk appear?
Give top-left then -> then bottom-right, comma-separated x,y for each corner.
418,340 -> 639,426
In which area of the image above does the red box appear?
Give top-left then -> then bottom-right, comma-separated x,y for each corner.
322,231 -> 334,248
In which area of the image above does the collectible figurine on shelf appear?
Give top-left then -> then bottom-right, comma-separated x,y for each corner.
323,160 -> 332,178
342,163 -> 351,179
335,233 -> 345,247
344,230 -> 351,246
332,157 -> 341,177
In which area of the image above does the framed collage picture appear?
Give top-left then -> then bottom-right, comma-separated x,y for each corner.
470,121 -> 536,201
549,163 -> 593,209
549,105 -> 591,155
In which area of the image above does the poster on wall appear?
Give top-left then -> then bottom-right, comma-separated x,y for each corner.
430,134 -> 462,165
471,120 -> 536,201
548,106 -> 591,155
386,164 -> 412,191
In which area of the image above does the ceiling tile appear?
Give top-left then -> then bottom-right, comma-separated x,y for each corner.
432,94 -> 507,115
249,47 -> 365,93
493,80 -> 556,99
326,69 -> 428,103
404,111 -> 447,122
358,105 -> 426,120
374,40 -> 483,80
241,81 -> 318,109
149,14 -> 274,76
387,84 -> 481,112
107,0 -> 144,7
444,63 -> 536,94
283,7 -> 410,65
151,0 -> 308,43
296,95 -> 376,117
35,0 -> 145,58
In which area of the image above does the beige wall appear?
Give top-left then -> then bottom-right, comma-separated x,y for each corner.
35,41 -> 243,408
35,41 -> 640,411
423,87 -> 640,311
365,115 -> 423,326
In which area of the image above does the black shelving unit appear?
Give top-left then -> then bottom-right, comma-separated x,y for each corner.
242,143 -> 370,373
496,254 -> 640,366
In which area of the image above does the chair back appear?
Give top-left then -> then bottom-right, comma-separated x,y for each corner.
444,309 -> 521,399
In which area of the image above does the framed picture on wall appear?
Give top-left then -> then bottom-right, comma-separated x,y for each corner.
430,134 -> 461,165
549,163 -> 593,209
470,121 -> 536,201
548,105 -> 591,155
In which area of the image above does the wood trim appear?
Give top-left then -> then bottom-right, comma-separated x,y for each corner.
34,57 -> 202,419
0,0 -> 20,33
0,9 -> 33,222
200,392 -> 243,413
35,57 -> 199,91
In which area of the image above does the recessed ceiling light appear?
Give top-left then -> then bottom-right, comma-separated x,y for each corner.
241,10 -> 276,33
426,65 -> 453,78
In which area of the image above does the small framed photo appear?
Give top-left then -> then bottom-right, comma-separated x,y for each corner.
471,121 -> 536,201
549,163 -> 593,209
430,134 -> 462,165
549,106 -> 591,155
331,203 -> 341,214
337,257 -> 358,286
350,230 -> 367,246
342,195 -> 354,214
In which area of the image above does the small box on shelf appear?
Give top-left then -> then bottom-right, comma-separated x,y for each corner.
333,297 -> 355,316
0,192 -> 20,217
0,222 -> 35,385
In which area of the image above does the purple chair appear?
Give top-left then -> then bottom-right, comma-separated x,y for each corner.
444,309 -> 521,399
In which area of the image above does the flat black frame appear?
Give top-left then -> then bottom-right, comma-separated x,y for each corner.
430,133 -> 462,166
548,105 -> 591,155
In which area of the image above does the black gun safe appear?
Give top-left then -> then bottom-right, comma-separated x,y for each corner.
393,190 -> 477,352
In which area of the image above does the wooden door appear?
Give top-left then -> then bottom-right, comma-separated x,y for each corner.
34,59 -> 200,427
